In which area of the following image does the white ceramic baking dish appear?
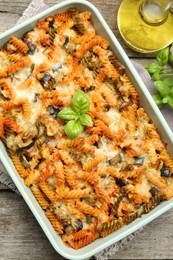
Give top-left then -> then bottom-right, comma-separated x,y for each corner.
0,1 -> 173,259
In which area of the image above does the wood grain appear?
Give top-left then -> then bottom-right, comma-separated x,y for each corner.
0,191 -> 65,260
0,183 -> 9,190
0,0 -> 172,260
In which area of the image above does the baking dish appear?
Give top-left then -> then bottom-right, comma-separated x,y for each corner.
0,0 -> 173,259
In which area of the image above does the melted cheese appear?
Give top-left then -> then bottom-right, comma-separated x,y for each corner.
107,108 -> 121,133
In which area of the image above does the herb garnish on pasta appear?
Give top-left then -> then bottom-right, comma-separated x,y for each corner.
58,90 -> 93,139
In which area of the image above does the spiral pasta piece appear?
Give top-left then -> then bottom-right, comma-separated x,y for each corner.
6,56 -> 31,75
45,210 -> 64,234
0,78 -> 16,99
3,116 -> 24,134
83,153 -> 106,171
11,154 -> 29,178
10,36 -> 29,54
75,201 -> 102,218
39,182 -> 56,203
31,184 -> 50,210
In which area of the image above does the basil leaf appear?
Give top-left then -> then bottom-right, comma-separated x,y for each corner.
169,53 -> 173,67
154,81 -> 171,97
152,70 -> 161,81
152,93 -> 163,108
71,90 -> 90,114
64,120 -> 84,139
163,96 -> 173,108
167,98 -> 173,108
156,47 -> 169,66
162,77 -> 173,87
146,63 -> 162,74
169,45 -> 173,67
58,108 -> 77,121
79,114 -> 93,126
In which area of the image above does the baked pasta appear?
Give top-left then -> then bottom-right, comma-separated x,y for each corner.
0,8 -> 173,250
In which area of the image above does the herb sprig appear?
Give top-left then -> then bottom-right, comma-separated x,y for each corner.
146,45 -> 173,109
58,90 -> 93,139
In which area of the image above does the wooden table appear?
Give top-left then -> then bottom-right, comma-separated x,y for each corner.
0,0 -> 173,259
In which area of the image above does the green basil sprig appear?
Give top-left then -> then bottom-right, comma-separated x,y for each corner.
156,47 -> 169,66
146,44 -> 173,109
58,90 -> 93,139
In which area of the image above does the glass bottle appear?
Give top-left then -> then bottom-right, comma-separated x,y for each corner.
117,0 -> 173,53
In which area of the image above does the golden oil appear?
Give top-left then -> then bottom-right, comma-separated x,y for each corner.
117,0 -> 173,53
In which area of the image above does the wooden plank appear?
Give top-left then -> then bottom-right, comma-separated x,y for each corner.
0,13 -> 20,34
0,183 -> 9,190
0,191 -> 65,260
0,0 -> 30,13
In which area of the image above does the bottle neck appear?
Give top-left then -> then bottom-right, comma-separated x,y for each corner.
140,0 -> 173,25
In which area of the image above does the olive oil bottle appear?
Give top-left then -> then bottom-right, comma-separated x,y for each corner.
117,0 -> 173,53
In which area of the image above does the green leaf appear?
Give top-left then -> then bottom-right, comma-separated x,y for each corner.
146,63 -> 162,74
152,93 -> 163,108
58,107 -> 78,121
79,114 -> 93,126
167,98 -> 173,108
152,70 -> 161,81
169,44 -> 173,67
71,90 -> 90,114
64,120 -> 84,139
154,81 -> 171,97
162,77 -> 173,87
168,53 -> 173,67
146,45 -> 173,110
156,47 -> 169,66
163,95 -> 173,108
